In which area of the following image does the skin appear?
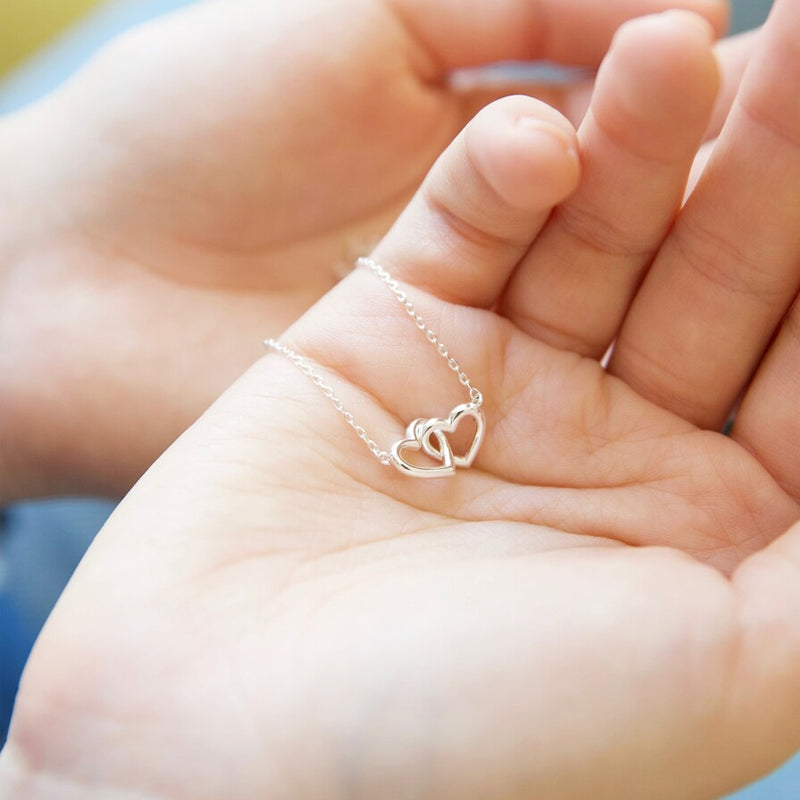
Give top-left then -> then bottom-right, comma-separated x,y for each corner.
0,0 -> 731,503
2,5 -> 800,800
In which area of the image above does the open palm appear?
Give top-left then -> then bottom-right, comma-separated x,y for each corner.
0,0 -> 730,501
5,6 -> 800,798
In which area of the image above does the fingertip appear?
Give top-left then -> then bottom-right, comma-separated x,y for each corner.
651,2 -> 730,40
596,10 -> 720,157
467,97 -> 580,211
515,116 -> 580,169
659,8 -> 717,42
611,9 -> 718,77
370,96 -> 581,308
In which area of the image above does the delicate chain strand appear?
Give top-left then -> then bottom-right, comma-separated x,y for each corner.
264,257 -> 482,467
357,257 -> 483,407
264,339 -> 394,465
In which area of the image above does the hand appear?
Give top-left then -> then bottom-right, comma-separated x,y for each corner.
0,0 -> 730,501
4,9 -> 799,799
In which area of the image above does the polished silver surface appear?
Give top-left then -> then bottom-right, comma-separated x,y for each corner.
265,258 -> 485,477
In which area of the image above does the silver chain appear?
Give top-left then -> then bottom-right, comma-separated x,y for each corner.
262,338 -> 394,465
264,256 -> 482,467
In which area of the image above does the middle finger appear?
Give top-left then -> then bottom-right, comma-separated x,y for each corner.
610,0 -> 800,429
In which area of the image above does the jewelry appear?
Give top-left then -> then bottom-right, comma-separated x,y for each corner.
265,257 -> 485,478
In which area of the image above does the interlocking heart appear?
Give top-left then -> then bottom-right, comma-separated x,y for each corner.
391,404 -> 485,478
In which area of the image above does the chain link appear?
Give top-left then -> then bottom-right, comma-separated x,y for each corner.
357,257 -> 483,407
264,257 -> 483,466
263,338 -> 394,465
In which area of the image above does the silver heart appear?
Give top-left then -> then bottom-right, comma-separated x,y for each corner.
420,404 -> 484,468
391,427 -> 455,478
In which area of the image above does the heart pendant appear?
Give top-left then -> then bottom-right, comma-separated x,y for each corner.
390,404 -> 484,478
420,404 -> 484,468
391,427 -> 455,478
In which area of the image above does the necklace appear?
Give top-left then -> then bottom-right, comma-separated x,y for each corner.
265,257 -> 485,478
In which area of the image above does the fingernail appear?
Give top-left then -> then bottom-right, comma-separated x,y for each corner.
517,118 -> 580,163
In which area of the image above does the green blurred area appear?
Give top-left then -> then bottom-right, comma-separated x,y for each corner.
0,0 -> 102,76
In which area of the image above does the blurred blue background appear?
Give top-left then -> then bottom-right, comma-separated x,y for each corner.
0,1 -> 797,798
